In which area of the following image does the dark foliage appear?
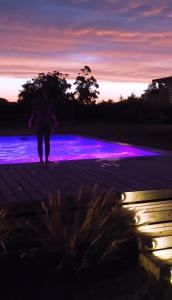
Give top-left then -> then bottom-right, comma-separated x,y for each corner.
74,66 -> 99,105
1,72 -> 172,126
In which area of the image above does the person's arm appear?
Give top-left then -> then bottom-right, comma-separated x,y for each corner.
49,106 -> 58,129
28,113 -> 36,129
51,113 -> 58,129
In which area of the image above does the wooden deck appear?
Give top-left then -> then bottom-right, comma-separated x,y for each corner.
1,155 -> 172,206
1,154 -> 172,285
122,189 -> 172,284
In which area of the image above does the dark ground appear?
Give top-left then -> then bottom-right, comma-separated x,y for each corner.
0,254 -> 171,300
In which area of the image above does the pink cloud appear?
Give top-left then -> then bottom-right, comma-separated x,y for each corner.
1,17 -> 172,86
141,5 -> 166,17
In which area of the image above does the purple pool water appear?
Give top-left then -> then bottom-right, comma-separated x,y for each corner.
0,135 -> 160,164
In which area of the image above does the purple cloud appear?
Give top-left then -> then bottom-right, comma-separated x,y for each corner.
0,0 -> 172,85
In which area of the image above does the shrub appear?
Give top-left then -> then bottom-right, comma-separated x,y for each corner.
25,186 -> 138,278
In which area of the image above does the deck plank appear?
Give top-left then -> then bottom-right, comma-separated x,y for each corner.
0,156 -> 172,205
0,174 -> 16,203
1,156 -> 172,281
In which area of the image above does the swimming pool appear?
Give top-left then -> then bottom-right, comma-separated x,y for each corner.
0,135 -> 160,164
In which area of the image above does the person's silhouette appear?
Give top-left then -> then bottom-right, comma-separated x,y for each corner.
28,92 -> 58,163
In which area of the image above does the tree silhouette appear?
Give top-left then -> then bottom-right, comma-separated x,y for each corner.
141,82 -> 159,101
126,93 -> 139,102
73,66 -> 99,105
18,71 -> 71,105
0,98 -> 8,104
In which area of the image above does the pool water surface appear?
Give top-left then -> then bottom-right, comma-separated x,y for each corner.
0,135 -> 160,164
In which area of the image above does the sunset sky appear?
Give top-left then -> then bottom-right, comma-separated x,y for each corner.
0,0 -> 172,102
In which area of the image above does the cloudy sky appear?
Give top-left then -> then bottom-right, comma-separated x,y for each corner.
0,0 -> 172,101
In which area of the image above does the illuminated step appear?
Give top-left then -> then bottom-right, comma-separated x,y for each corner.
121,188 -> 172,285
121,189 -> 172,204
137,222 -> 172,236
140,236 -> 172,251
123,200 -> 172,211
152,248 -> 172,262
131,210 -> 172,226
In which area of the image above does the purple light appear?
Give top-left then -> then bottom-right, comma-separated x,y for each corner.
0,135 -> 160,164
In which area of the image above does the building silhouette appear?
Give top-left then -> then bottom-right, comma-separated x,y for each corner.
152,76 -> 172,103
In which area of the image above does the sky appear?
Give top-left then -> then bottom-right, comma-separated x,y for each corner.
0,0 -> 172,102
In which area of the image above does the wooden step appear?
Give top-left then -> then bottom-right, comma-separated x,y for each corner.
136,222 -> 172,236
121,189 -> 172,204
123,200 -> 172,211
139,236 -> 172,251
139,252 -> 172,282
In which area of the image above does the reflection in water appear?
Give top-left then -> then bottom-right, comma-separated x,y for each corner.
0,135 -> 160,164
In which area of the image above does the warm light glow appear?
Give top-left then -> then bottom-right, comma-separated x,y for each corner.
137,224 -> 152,233
151,240 -> 157,249
170,270 -> 172,284
145,236 -> 172,250
152,249 -> 172,261
121,193 -> 126,201
134,214 -> 142,225
121,191 -> 149,204
145,239 -> 157,250
121,191 -> 136,203
136,212 -> 153,225
136,223 -> 172,235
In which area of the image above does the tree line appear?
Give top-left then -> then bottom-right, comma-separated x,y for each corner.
1,66 -> 172,127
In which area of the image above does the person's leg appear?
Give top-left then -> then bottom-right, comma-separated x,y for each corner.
37,131 -> 43,163
44,130 -> 51,163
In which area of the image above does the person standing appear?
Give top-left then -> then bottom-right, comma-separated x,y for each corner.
28,91 -> 58,163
